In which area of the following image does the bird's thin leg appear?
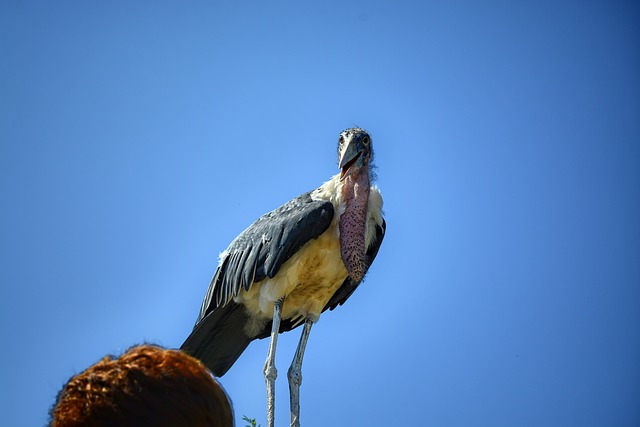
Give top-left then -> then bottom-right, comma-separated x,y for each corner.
264,297 -> 284,427
288,318 -> 314,427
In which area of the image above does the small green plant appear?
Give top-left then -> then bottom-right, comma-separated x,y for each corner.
242,415 -> 261,427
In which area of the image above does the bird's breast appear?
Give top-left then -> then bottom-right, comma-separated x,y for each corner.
235,223 -> 347,328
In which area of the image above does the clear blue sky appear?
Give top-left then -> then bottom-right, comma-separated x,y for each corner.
1,1 -> 639,426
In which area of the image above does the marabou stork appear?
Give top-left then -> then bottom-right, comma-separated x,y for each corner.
181,128 -> 385,427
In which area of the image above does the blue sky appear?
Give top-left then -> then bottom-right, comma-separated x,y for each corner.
1,1 -> 639,426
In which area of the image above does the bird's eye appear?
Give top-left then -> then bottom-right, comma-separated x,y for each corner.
362,136 -> 370,146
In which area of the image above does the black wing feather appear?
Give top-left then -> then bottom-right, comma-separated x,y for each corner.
195,191 -> 334,326
181,301 -> 253,377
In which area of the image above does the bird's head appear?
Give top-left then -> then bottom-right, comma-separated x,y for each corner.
338,128 -> 373,181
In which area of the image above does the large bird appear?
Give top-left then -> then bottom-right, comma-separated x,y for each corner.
181,127 -> 385,427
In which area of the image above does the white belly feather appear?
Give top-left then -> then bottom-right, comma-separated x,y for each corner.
236,225 -> 347,323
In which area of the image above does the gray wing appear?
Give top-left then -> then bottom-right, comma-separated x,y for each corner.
323,218 -> 386,311
195,191 -> 335,326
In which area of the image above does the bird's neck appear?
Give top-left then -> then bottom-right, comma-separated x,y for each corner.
339,171 -> 370,283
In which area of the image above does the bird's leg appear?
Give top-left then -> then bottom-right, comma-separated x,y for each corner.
288,318 -> 314,427
264,297 -> 284,427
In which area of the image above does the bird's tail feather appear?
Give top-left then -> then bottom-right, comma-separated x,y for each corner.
180,302 -> 253,377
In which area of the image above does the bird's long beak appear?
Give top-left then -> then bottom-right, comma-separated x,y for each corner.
339,138 -> 367,181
